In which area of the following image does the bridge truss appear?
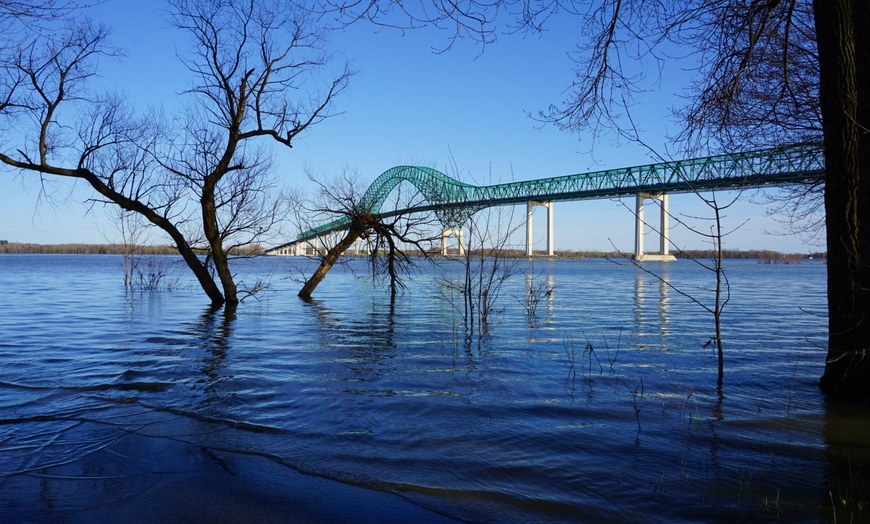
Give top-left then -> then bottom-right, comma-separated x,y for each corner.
279,144 -> 825,248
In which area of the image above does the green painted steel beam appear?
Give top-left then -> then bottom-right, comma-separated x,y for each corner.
285,144 -> 824,245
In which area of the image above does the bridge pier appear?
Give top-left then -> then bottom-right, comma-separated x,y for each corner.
323,231 -> 343,253
441,228 -> 465,256
354,237 -> 371,256
634,192 -> 676,262
526,201 -> 554,256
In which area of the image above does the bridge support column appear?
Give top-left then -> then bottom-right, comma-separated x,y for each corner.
317,234 -> 334,255
526,201 -> 554,257
634,192 -> 676,262
441,228 -> 465,256
354,237 -> 371,256
303,240 -> 316,256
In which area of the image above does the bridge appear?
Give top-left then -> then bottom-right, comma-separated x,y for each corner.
267,144 -> 825,260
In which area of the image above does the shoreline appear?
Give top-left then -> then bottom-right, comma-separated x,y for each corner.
0,242 -> 825,261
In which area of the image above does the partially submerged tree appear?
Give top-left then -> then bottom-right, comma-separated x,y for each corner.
0,0 -> 350,306
113,207 -> 147,291
812,1 -> 870,402
618,188 -> 742,387
439,204 -> 522,335
296,171 -> 439,299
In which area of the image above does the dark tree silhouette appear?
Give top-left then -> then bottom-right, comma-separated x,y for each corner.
0,0 -> 350,306
296,171 -> 439,299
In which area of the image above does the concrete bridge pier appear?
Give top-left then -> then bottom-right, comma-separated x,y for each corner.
634,192 -> 676,262
315,232 -> 337,255
328,231 -> 343,252
441,228 -> 465,256
354,236 -> 371,256
526,201 -> 554,256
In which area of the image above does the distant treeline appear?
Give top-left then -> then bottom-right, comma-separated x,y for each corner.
0,243 -> 180,255
0,242 -> 266,256
675,249 -> 825,261
0,242 -> 821,260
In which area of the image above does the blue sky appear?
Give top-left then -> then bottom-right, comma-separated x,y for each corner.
0,1 -> 823,253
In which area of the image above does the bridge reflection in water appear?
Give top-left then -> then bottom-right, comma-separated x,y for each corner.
635,271 -> 671,349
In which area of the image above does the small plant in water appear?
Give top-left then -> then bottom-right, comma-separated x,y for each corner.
519,273 -> 554,323
760,489 -> 782,517
829,462 -> 869,522
563,334 -> 576,383
582,334 -> 603,376
631,377 -> 644,439
650,469 -> 665,493
603,328 -> 622,373
133,257 -> 181,292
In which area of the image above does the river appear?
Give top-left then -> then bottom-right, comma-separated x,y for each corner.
0,253 -> 865,523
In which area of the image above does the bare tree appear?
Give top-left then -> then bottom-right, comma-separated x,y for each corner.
618,189 -> 742,387
0,0 -> 83,38
114,207 -> 146,291
0,0 -> 350,306
672,1 -> 824,244
444,205 -> 521,335
296,170 -> 439,299
811,1 -> 870,402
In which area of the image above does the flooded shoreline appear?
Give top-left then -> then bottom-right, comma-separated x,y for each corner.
1,254 -> 863,522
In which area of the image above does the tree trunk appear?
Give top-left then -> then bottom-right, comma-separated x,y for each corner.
298,225 -> 363,299
815,0 -> 870,403
201,181 -> 238,305
714,202 -> 724,388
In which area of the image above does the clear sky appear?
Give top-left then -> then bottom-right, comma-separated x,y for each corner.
0,1 -> 824,253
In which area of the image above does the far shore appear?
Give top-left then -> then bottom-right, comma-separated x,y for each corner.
0,241 -> 825,261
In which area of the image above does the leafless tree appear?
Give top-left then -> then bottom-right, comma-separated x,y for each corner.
0,0 -> 83,38
418,159 -> 524,335
113,207 -> 146,290
565,0 -> 867,403
672,1 -> 824,243
618,188 -> 743,387
0,0 -> 351,306
296,170 -> 440,299
444,205 -> 522,335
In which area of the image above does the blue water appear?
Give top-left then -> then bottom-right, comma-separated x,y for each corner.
0,254 -> 862,522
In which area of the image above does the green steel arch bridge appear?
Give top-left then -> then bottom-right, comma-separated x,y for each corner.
268,144 -> 825,259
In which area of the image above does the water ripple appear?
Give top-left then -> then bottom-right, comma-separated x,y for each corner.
0,255 -> 846,522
